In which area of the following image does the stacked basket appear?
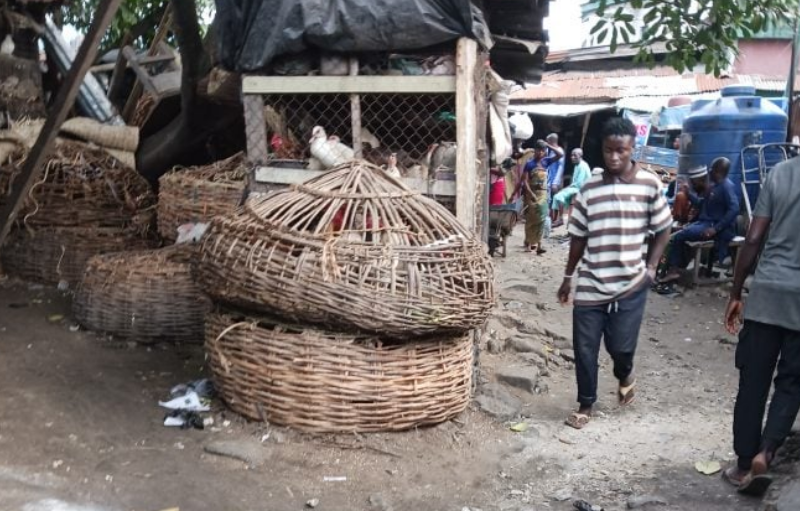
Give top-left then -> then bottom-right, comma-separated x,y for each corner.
73,245 -> 211,344
157,153 -> 247,242
0,140 -> 156,284
199,160 -> 496,432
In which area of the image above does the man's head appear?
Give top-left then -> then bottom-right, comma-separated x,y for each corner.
687,165 -> 709,193
534,139 -> 548,159
710,157 -> 731,184
546,133 -> 559,145
571,148 -> 583,164
601,118 -> 637,176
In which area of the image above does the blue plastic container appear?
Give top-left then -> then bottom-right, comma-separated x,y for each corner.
679,85 -> 788,205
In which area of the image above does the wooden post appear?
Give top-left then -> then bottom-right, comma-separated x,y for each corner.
474,52 -> 489,241
349,57 -> 362,158
456,37 -> 479,232
122,8 -> 172,122
0,0 -> 124,250
580,112 -> 592,148
107,32 -> 133,104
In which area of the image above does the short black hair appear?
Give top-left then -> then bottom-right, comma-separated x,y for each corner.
711,156 -> 731,175
534,139 -> 548,150
602,117 -> 637,139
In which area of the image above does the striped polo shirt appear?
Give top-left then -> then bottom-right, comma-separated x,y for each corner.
568,167 -> 672,306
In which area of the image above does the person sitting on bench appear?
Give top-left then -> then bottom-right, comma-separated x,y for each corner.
660,157 -> 740,284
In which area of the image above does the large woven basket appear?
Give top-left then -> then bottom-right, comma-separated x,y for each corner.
199,160 -> 495,337
1,226 -> 154,285
205,310 -> 473,432
0,140 -> 155,232
157,153 -> 247,241
73,246 -> 211,343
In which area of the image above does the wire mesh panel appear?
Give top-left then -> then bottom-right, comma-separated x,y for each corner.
260,92 -> 457,177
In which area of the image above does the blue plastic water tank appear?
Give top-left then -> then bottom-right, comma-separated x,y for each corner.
679,85 -> 788,204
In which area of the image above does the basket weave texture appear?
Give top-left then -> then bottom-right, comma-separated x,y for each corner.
0,138 -> 156,284
0,140 -> 155,231
157,153 -> 247,241
199,160 -> 495,337
1,226 -> 154,284
205,310 -> 473,432
73,246 -> 211,342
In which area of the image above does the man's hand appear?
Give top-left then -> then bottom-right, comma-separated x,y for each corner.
702,227 -> 717,239
557,279 -> 572,306
725,298 -> 744,335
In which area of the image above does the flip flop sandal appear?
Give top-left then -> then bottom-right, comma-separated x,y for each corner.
565,412 -> 591,430
722,466 -> 746,488
737,474 -> 773,497
536,247 -> 547,255
618,381 -> 636,406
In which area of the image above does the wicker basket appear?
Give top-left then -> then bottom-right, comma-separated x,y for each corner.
1,226 -> 155,285
157,153 -> 247,241
0,140 -> 156,231
73,246 -> 211,343
205,310 -> 473,432
199,160 -> 495,337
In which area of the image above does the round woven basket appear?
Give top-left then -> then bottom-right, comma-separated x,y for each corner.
0,141 -> 155,232
73,245 -> 211,343
1,226 -> 155,285
205,309 -> 473,432
157,153 -> 247,241
199,160 -> 495,337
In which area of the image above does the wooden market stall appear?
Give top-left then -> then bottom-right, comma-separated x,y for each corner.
241,38 -> 489,236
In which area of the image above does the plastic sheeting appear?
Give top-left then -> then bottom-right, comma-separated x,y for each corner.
214,0 -> 490,72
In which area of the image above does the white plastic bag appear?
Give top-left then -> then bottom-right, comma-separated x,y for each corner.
509,112 -> 534,141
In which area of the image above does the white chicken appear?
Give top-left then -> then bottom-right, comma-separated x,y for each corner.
1,35 -> 14,56
309,126 -> 354,168
383,153 -> 401,179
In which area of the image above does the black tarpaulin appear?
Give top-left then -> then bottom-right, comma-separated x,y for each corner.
214,0 -> 490,72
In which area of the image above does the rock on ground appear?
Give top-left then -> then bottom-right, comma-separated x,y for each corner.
778,481 -> 800,511
474,383 -> 522,421
496,366 -> 540,394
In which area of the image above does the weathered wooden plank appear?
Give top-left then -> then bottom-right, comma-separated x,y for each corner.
0,0 -> 125,250
455,37 -> 479,232
242,75 -> 457,94
254,166 -> 456,197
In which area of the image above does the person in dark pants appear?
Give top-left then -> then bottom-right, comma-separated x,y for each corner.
723,156 -> 800,496
557,118 -> 672,430
661,157 -> 739,283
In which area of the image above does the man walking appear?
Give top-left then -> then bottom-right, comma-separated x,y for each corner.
723,156 -> 800,496
557,117 -> 672,429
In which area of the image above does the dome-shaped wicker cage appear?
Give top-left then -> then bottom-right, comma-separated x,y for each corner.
205,309 -> 473,432
199,160 -> 495,337
157,153 -> 247,241
74,245 -> 211,343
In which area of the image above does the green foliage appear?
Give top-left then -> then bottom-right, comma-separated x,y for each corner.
61,0 -> 213,54
591,0 -> 798,76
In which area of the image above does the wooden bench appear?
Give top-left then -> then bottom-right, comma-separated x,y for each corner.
685,236 -> 745,287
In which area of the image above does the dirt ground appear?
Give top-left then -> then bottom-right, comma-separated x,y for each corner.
0,225 -> 797,511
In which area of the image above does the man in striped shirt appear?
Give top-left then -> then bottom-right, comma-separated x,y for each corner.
557,117 -> 672,429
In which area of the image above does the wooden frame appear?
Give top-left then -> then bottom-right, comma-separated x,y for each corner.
241,37 -> 487,235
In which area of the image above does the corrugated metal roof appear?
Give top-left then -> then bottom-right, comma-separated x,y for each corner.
508,102 -> 614,116
511,68 -> 791,103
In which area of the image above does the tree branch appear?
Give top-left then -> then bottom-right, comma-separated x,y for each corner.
170,0 -> 209,120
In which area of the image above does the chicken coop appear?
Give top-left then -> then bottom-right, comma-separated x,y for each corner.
242,38 -> 489,236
